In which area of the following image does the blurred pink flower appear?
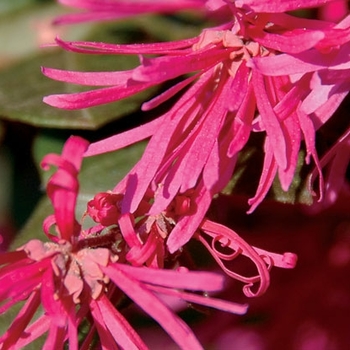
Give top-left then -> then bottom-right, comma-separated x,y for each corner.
54,0 -> 206,25
319,0 -> 349,22
0,136 -> 251,349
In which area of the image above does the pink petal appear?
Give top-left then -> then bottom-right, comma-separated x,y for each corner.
167,182 -> 212,253
43,82 -> 153,110
227,84 -> 255,157
311,88 -> 348,129
88,298 -> 119,350
253,71 -> 287,170
16,315 -> 51,349
84,116 -> 163,157
102,265 -> 203,350
236,0 -> 336,12
317,25 -> 350,49
175,77 -> 229,193
53,36 -> 197,55
267,12 -> 334,31
117,80 -> 203,213
0,259 -> 49,301
323,137 -> 350,205
0,291 -> 40,348
66,298 -> 79,350
141,73 -> 199,111
251,43 -> 350,76
94,294 -> 148,350
248,138 -> 278,213
41,268 -> 67,328
132,47 -> 230,83
309,129 -> 350,209
300,70 -> 349,115
277,114 -> 301,191
42,66 -> 133,86
205,131 -> 238,194
202,139 -> 221,190
148,73 -> 214,214
43,324 -> 66,350
147,284 -> 248,315
118,213 -> 142,248
150,70 -> 231,214
297,110 -> 324,199
41,136 -> 88,240
126,230 -> 159,266
252,248 -> 298,269
0,250 -> 27,266
113,263 -> 225,291
319,0 -> 349,21
247,27 -> 324,54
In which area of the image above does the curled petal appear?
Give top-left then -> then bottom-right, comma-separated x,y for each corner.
42,136 -> 89,241
199,219 -> 297,297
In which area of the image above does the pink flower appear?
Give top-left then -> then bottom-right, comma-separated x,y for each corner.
250,13 -> 350,208
54,0 -> 206,25
0,136 -> 251,349
42,2 -> 350,248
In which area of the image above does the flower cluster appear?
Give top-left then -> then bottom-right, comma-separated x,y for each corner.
1,0 -> 349,348
0,136 -> 250,349
43,0 -> 350,216
0,136 -> 295,348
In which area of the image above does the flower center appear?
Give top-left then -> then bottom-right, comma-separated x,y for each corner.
22,229 -> 122,303
193,28 -> 263,77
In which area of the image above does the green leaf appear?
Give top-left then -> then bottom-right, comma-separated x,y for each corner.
271,149 -> 313,205
0,47 -> 155,129
0,0 -> 34,16
79,142 -> 147,197
0,12 -> 205,129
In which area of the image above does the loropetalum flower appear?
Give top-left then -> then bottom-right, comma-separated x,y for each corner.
43,0 -> 350,251
0,136 -> 257,349
33,1 -> 350,345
